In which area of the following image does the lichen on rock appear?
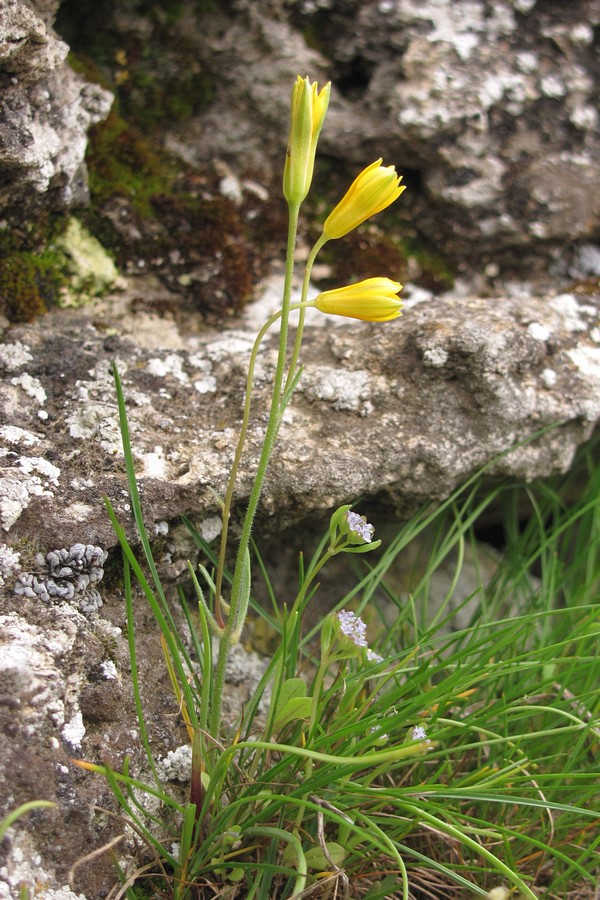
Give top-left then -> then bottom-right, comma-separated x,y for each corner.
14,543 -> 108,613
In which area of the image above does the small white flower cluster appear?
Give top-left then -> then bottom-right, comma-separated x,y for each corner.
346,510 -> 375,542
337,609 -> 368,646
412,725 -> 431,744
337,609 -> 384,663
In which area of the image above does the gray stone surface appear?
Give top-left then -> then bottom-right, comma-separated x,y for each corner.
1,277 -> 599,554
166,0 -> 600,267
1,0 -> 600,895
3,274 -> 599,896
0,0 -> 112,212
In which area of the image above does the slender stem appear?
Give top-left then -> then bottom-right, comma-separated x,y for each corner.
214,231 -> 327,619
213,299 -> 317,621
288,547 -> 336,619
214,311 -> 284,621
293,652 -> 331,831
284,233 -> 327,395
210,202 -> 301,735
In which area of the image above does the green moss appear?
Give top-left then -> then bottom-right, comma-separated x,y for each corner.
0,249 -> 66,323
79,107 -> 260,317
85,108 -> 177,217
63,2 -> 216,133
0,211 -> 121,322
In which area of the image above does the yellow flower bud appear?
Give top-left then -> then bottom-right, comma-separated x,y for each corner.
313,277 -> 403,322
323,159 -> 405,239
283,76 -> 331,206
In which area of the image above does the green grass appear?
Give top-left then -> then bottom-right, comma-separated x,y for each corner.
87,403 -> 600,899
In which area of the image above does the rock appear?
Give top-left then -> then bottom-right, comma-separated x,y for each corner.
0,276 -> 599,553
0,604 -> 123,898
0,0 -> 112,214
163,0 -> 600,270
1,1 -> 599,894
2,269 -> 600,900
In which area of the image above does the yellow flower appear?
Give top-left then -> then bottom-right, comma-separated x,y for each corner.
313,277 -> 403,322
283,76 -> 331,205
323,159 -> 405,239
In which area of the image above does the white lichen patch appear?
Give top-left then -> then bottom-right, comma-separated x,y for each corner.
193,374 -> 217,393
300,366 -> 379,415
16,456 -> 60,485
204,334 -> 256,362
67,402 -> 121,452
0,341 -> 33,371
137,447 -> 168,479
550,293 -> 590,332
10,372 -> 47,405
0,613 -> 78,731
100,659 -> 118,680
0,477 -> 31,531
61,709 -> 85,749
527,322 -> 551,341
147,353 -> 189,383
540,74 -> 566,98
199,515 -> 222,542
0,425 -> 40,447
514,0 -> 536,12
66,361 -> 125,452
567,346 -> 600,381
0,457 -> 60,531
570,104 -> 598,131
159,744 -> 193,782
541,368 -> 558,388
0,543 -> 21,586
188,352 -> 217,393
570,244 -> 600,278
423,347 -> 449,367
0,828 -> 87,900
62,501 -> 94,525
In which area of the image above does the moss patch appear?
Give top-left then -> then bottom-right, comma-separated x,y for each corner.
58,2 -> 216,133
78,104 -> 285,319
0,249 -> 65,323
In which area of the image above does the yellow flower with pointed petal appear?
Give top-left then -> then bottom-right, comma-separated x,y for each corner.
323,159 -> 405,239
283,76 -> 331,206
313,277 -> 403,322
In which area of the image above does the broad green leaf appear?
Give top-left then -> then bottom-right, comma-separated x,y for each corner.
305,841 -> 346,870
271,677 -> 311,732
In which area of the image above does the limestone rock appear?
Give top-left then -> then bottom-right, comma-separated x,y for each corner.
1,277 -> 599,553
165,0 -> 600,269
0,0 -> 112,213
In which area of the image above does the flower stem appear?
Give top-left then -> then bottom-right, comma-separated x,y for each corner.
209,201 -> 301,736
289,546 -> 335,620
284,233 -> 327,395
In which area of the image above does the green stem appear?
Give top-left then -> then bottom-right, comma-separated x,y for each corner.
284,233 -> 327,395
245,826 -> 307,897
210,202 -> 301,736
214,231 -> 327,623
214,310 -> 289,623
288,547 -> 336,619
293,653 -> 331,832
